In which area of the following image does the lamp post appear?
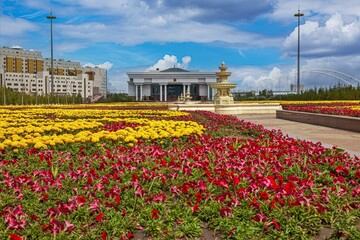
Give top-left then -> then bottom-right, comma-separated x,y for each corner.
35,71 -> 38,105
2,72 -> 6,105
21,72 -> 24,105
294,8 -> 304,94
46,13 -> 56,97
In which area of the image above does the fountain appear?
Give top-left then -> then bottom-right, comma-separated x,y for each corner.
168,62 -> 282,114
210,62 -> 237,105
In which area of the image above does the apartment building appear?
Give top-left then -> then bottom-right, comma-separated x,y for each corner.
0,46 -> 107,99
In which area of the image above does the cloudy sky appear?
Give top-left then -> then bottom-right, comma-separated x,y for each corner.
2,0 -> 360,92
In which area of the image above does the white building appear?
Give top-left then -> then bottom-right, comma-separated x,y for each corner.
0,46 -> 107,99
127,67 -> 218,101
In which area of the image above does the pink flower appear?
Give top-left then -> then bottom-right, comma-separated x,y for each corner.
219,206 -> 231,218
253,213 -> 267,223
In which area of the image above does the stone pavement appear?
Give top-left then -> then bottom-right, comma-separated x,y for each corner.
237,114 -> 360,158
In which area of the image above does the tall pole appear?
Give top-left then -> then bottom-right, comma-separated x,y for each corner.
21,72 -> 24,105
47,13 -> 56,97
294,9 -> 304,94
35,72 -> 38,105
2,72 -> 6,105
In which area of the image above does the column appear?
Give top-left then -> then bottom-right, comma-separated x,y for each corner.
207,85 -> 210,101
164,84 -> 167,102
135,85 -> 138,101
159,84 -> 163,101
183,84 -> 186,98
140,85 -> 143,101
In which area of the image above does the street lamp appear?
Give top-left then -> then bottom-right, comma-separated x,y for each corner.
46,12 -> 56,96
35,71 -> 38,105
2,71 -> 6,105
294,8 -> 304,94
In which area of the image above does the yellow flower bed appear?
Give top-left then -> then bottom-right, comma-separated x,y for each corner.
0,107 -> 204,150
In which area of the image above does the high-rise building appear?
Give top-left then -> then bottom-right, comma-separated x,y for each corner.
0,46 -> 107,99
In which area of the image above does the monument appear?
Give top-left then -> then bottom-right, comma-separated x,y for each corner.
210,62 -> 237,104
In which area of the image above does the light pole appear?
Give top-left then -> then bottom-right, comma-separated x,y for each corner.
47,13 -> 56,97
35,71 -> 38,105
294,8 -> 304,94
21,72 -> 24,105
2,72 -> 6,105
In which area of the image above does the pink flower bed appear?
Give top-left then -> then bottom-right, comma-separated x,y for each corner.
1,110 -> 359,239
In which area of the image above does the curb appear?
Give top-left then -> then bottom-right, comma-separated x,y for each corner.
276,110 -> 360,133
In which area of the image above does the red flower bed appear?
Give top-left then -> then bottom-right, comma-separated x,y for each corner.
0,110 -> 359,239
282,103 -> 360,117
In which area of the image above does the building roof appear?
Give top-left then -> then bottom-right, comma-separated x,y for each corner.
160,67 -> 189,72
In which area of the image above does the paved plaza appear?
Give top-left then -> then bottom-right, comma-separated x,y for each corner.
238,114 -> 360,158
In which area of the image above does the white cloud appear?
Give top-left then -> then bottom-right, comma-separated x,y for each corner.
232,66 -> 285,91
271,0 -> 360,21
231,54 -> 360,92
58,19 -> 281,47
283,13 -> 360,58
147,54 -> 192,71
0,15 -> 38,36
83,61 -> 113,70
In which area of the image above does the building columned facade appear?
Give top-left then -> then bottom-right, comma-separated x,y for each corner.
0,46 -> 107,99
127,67 -> 217,101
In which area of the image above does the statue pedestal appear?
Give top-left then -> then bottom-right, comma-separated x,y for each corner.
214,95 -> 234,105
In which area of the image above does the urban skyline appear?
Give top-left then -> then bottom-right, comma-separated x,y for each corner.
2,0 -> 360,93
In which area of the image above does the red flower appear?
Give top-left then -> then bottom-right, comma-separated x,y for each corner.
87,176 -> 93,185
95,213 -> 104,221
42,193 -> 48,201
220,206 -> 231,218
126,232 -> 134,239
272,218 -> 281,231
269,199 -> 276,209
259,191 -> 269,200
122,209 -> 127,216
131,173 -> 138,181
151,209 -> 159,219
233,177 -> 240,186
355,171 -> 360,179
192,203 -> 199,213
161,159 -> 167,167
101,230 -> 107,240
115,195 -> 121,204
10,234 -> 23,240
77,196 -> 86,205
228,227 -> 236,236
284,181 -> 295,195
195,192 -> 202,202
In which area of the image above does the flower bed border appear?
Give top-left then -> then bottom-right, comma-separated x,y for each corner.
276,109 -> 360,132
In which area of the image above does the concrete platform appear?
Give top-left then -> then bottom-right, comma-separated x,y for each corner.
237,114 -> 360,157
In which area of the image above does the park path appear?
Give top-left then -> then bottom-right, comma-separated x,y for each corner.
237,114 -> 360,158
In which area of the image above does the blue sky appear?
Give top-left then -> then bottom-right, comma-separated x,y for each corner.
2,0 -> 360,92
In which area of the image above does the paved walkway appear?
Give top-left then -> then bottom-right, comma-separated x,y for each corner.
237,114 -> 360,158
